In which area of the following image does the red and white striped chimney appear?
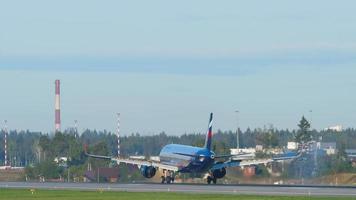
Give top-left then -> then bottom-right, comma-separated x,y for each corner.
55,80 -> 61,132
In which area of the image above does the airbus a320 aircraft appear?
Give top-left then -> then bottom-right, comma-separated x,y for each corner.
86,113 -> 298,184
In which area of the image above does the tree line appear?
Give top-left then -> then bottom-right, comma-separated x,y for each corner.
2,126 -> 356,167
0,117 -> 355,180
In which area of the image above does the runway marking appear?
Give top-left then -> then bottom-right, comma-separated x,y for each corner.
1,183 -> 356,197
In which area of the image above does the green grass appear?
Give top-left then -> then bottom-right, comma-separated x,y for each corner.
0,189 -> 354,200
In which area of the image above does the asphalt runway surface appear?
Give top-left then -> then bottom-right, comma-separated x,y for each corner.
1,182 -> 356,197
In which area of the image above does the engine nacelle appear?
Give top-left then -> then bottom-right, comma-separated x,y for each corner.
212,167 -> 226,179
140,166 -> 156,178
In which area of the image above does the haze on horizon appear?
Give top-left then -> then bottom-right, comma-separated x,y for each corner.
0,1 -> 355,135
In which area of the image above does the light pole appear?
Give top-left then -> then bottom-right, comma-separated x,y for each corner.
235,110 -> 239,150
309,109 -> 318,177
74,120 -> 78,138
309,110 -> 313,129
117,113 -> 120,158
4,120 -> 8,166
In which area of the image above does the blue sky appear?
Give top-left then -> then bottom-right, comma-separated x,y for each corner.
0,1 -> 355,134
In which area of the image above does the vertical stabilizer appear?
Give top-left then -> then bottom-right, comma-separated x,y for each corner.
204,113 -> 213,150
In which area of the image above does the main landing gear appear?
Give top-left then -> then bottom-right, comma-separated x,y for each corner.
207,167 -> 226,184
161,170 -> 175,184
206,175 -> 217,184
161,176 -> 174,184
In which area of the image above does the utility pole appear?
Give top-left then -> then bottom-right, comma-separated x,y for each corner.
4,120 -> 8,166
235,110 -> 240,150
97,168 -> 100,183
309,110 -> 313,128
74,120 -> 78,138
309,110 -> 318,177
117,113 -> 120,158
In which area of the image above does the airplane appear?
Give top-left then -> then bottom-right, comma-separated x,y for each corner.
85,113 -> 299,184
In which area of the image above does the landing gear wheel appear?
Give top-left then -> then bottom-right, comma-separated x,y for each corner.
166,176 -> 172,184
207,176 -> 212,184
161,176 -> 165,184
212,177 -> 217,184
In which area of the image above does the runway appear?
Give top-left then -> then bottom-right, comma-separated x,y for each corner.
1,182 -> 356,197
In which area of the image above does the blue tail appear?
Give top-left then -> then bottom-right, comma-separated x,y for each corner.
204,113 -> 213,150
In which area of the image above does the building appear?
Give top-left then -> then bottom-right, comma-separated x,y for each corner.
325,125 -> 343,132
230,148 -> 256,156
287,142 -> 298,150
54,157 -> 68,167
317,142 -> 337,155
255,145 -> 264,152
129,156 -> 145,160
149,156 -> 160,162
242,166 -> 256,177
84,167 -> 119,183
345,149 -> 356,167
346,149 -> 356,158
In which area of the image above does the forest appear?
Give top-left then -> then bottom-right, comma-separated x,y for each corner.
0,118 -> 355,181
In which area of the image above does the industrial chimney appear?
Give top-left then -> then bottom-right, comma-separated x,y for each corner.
55,80 -> 61,132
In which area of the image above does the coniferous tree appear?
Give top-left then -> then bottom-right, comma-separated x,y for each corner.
295,116 -> 311,144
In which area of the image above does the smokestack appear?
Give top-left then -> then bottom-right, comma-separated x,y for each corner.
55,80 -> 61,132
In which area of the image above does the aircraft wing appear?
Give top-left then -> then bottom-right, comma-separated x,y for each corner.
215,152 -> 254,159
272,151 -> 302,161
85,152 -> 179,172
85,152 -> 112,160
210,159 -> 273,170
112,157 -> 179,172
211,152 -> 300,170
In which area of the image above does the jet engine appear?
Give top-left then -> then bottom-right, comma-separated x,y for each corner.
212,167 -> 226,179
140,166 -> 156,178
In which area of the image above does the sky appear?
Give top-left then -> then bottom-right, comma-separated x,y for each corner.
0,1 -> 355,135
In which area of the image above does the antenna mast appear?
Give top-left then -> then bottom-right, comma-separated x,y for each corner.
117,113 -> 120,158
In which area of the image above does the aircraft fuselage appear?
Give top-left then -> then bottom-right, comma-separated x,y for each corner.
159,144 -> 215,173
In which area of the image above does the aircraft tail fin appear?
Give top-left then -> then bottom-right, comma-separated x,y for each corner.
204,113 -> 213,150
